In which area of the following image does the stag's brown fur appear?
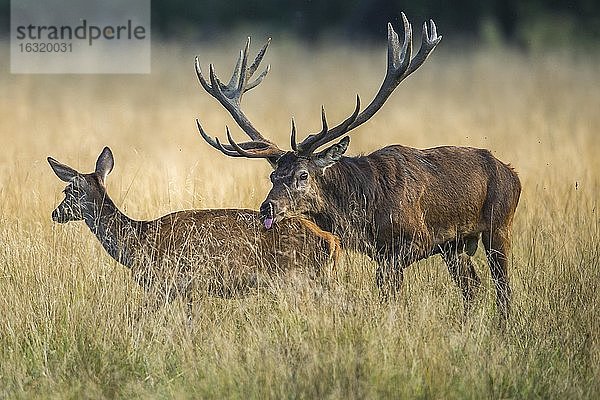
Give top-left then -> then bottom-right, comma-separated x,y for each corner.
262,143 -> 521,319
48,148 -> 339,319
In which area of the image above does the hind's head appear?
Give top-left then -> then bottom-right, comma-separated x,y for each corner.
48,147 -> 114,223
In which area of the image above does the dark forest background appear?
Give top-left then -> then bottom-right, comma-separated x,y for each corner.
2,0 -> 599,48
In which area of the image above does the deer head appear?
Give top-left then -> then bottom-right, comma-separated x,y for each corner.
48,147 -> 114,223
194,13 -> 442,228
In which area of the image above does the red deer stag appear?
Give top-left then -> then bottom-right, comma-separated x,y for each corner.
48,147 -> 340,320
193,13 -> 521,321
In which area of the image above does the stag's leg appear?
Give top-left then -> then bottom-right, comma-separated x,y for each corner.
176,275 -> 195,324
482,228 -> 512,324
441,241 -> 481,315
184,291 -> 194,328
375,253 -> 404,301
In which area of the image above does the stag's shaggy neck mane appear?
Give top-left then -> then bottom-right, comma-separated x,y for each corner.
312,154 -> 396,253
84,192 -> 147,268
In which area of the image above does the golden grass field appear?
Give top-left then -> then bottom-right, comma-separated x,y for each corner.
0,39 -> 599,398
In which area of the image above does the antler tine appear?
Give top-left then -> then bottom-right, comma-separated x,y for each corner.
235,39 -> 251,95
225,47 -> 244,92
319,106 -> 329,135
226,128 -> 285,160
298,106 -> 329,149
297,95 -> 361,155
195,56 -> 212,93
397,13 -> 413,74
387,22 -> 400,69
246,64 -> 271,92
215,136 -> 247,157
290,118 -> 298,151
405,19 -> 442,76
247,39 -> 271,81
196,119 -> 246,158
196,118 -> 220,150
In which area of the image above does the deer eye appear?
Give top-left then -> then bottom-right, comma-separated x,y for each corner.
298,171 -> 309,181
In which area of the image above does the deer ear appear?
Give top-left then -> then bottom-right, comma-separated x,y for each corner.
314,136 -> 350,168
48,157 -> 78,182
95,147 -> 114,182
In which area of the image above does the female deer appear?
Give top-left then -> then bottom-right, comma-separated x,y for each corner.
48,147 -> 339,319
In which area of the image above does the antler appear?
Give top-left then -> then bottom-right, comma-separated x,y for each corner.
295,12 -> 442,156
195,37 -> 285,162
195,13 -> 441,162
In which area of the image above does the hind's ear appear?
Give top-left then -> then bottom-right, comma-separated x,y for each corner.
95,147 -> 114,182
314,136 -> 350,169
48,157 -> 78,182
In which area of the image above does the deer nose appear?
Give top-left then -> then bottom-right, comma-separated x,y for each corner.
259,201 -> 277,229
259,201 -> 275,219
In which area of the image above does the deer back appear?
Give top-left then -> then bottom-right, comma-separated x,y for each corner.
130,209 -> 338,298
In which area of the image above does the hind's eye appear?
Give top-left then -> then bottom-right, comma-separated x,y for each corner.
299,171 -> 309,181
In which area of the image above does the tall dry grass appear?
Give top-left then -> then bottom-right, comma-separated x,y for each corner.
0,39 -> 599,398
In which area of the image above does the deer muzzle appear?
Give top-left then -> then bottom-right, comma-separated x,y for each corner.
259,201 -> 276,229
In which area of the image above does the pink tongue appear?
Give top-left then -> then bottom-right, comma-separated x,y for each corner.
264,217 -> 274,229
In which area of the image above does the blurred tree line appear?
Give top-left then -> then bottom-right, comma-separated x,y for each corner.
2,0 -> 599,48
152,0 -> 599,45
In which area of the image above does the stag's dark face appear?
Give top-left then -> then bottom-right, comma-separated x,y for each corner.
259,137 -> 350,229
260,153 -> 319,228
